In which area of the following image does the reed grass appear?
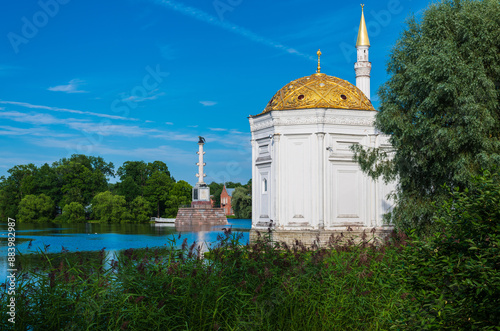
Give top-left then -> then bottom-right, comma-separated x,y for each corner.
2,229 -> 409,330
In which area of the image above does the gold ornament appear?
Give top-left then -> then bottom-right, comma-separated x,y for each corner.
317,49 -> 322,73
356,4 -> 370,47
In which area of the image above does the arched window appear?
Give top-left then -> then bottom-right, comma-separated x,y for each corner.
262,178 -> 268,193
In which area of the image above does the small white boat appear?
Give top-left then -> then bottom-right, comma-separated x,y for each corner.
151,217 -> 176,224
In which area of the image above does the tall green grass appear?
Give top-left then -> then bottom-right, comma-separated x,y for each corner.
1,230 -> 409,330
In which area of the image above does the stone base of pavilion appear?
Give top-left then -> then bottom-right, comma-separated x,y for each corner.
249,226 -> 394,247
175,201 -> 228,226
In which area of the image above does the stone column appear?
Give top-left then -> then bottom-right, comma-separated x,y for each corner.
273,133 -> 281,228
316,132 -> 325,229
196,142 -> 206,184
251,139 -> 257,227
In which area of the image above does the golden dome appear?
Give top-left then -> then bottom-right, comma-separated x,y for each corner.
258,72 -> 374,115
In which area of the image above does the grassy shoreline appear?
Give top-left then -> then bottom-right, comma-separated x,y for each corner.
2,225 -> 498,330
2,230 -> 409,330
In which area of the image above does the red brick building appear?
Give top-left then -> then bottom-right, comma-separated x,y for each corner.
220,186 -> 235,216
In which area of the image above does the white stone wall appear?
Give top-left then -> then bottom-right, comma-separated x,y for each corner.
249,108 -> 395,232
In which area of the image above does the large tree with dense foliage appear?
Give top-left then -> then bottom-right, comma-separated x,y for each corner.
0,164 -> 38,218
130,196 -> 152,223
116,161 -> 148,200
17,194 -> 55,223
54,155 -> 114,208
61,202 -> 86,223
91,191 -> 131,223
393,170 -> 500,328
232,186 -> 252,219
144,170 -> 174,218
353,0 -> 500,233
164,180 -> 192,217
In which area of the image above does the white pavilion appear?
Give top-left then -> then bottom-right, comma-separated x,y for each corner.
248,6 -> 395,245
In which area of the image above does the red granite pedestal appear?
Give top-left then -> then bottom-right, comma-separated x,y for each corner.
175,201 -> 228,226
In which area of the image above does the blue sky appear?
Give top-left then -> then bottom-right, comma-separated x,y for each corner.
0,0 -> 430,186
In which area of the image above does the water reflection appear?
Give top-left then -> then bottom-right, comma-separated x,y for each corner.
0,219 -> 251,280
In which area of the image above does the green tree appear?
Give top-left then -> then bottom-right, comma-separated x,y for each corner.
116,161 -> 148,198
57,162 -> 93,207
54,155 -> 114,208
56,154 -> 114,178
17,194 -> 55,223
393,170 -> 500,328
1,165 -> 39,217
144,171 -> 174,218
91,191 -> 131,223
165,180 -> 192,217
130,196 -> 152,223
209,182 -> 224,206
146,161 -> 173,180
34,163 -> 62,208
116,176 -> 141,203
353,0 -> 500,233
232,187 -> 252,219
0,176 -> 20,219
61,202 -> 85,223
116,160 -> 174,205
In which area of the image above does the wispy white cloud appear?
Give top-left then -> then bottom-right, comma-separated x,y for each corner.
0,156 -> 55,169
0,125 -> 74,137
121,89 -> 165,103
165,122 -> 174,125
150,132 -> 195,142
199,101 -> 217,107
187,125 -> 198,128
29,138 -> 194,166
0,100 -> 137,121
209,127 -> 227,132
151,0 -> 315,61
48,79 -> 88,93
65,121 -> 159,137
0,110 -> 62,125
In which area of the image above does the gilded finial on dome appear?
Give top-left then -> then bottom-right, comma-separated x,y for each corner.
356,4 -> 370,47
316,49 -> 322,73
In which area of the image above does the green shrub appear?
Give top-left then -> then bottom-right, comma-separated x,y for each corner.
393,170 -> 500,329
91,191 -> 132,223
17,194 -> 55,223
130,196 -> 151,223
61,202 -> 86,223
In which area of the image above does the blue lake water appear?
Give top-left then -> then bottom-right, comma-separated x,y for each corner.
0,219 -> 251,280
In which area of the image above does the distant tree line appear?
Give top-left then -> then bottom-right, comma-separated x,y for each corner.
0,154 -> 252,223
0,155 -> 192,223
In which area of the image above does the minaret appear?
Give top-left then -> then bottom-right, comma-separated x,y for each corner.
355,4 -> 371,99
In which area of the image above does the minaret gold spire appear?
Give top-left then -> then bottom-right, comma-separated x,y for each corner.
316,49 -> 322,73
356,4 -> 370,47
